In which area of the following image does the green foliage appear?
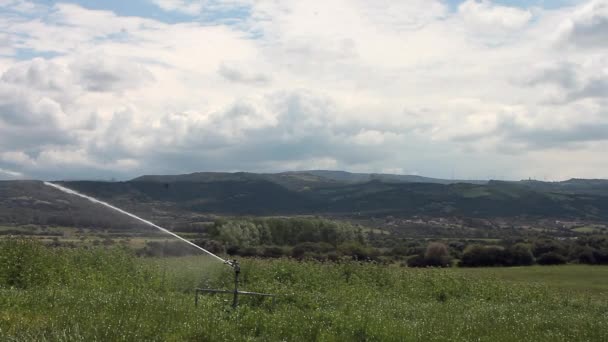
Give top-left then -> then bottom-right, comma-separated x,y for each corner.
407,242 -> 453,267
424,242 -> 452,267
212,217 -> 363,248
0,239 -> 50,288
537,252 -> 568,265
460,244 -> 535,267
1,241 -> 608,341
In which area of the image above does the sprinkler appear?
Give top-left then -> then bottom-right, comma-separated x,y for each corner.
44,182 -> 276,309
195,259 -> 276,309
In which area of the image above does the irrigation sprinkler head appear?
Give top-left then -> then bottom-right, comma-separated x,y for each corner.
195,258 -> 276,309
225,259 -> 239,270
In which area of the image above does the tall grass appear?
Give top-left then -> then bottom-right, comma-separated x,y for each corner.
1,239 -> 607,341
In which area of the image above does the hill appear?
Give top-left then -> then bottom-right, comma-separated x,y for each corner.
2,172 -> 608,229
289,170 -> 488,185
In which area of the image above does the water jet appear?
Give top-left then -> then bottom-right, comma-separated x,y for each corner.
44,181 -> 276,308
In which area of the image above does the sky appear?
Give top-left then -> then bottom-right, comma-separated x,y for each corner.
0,0 -> 606,181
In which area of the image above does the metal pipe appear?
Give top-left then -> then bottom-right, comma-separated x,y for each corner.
232,260 -> 240,309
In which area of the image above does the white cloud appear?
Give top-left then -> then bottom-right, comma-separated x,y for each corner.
151,0 -> 203,15
557,0 -> 608,48
218,62 -> 271,85
1,0 -> 607,181
458,0 -> 533,30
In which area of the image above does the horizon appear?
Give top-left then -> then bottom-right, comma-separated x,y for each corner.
1,0 -> 607,181
5,168 -> 606,183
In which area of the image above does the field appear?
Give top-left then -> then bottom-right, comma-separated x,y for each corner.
1,240 -> 607,341
457,265 -> 608,296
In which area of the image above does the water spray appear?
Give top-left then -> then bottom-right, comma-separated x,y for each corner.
44,181 -> 275,308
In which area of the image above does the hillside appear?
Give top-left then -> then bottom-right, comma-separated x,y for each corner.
290,170 -> 488,185
2,171 -> 608,227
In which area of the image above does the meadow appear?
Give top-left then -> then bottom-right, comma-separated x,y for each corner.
1,239 -> 607,341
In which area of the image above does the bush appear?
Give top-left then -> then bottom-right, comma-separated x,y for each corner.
226,245 -> 240,255
139,241 -> 199,257
591,249 -> 608,265
578,248 -> 608,265
532,240 -> 567,258
239,247 -> 259,257
424,242 -> 452,267
292,242 -> 334,259
406,242 -> 452,267
0,239 -> 50,288
504,244 -> 534,266
537,252 -> 567,265
460,245 -> 505,267
261,246 -> 286,258
460,244 -> 535,267
406,255 -> 427,267
193,239 -> 225,255
337,242 -> 373,260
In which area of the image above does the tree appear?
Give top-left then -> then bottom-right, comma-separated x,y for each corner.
460,245 -> 505,267
537,252 -> 567,265
504,244 -> 534,266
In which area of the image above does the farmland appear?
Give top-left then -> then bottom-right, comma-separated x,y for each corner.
1,240 -> 607,341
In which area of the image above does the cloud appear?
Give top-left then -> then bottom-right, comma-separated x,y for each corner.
218,62 -> 270,84
458,0 -> 533,31
1,0 -> 608,181
151,0 -> 203,15
72,56 -> 155,93
557,0 -> 608,48
0,0 -> 43,14
523,59 -> 608,102
497,116 -> 608,149
524,62 -> 580,89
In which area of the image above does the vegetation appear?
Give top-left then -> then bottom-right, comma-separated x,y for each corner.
1,239 -> 608,341
5,174 -> 608,224
460,244 -> 535,267
3,214 -> 608,268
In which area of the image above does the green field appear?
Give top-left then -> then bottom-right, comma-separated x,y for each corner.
456,265 -> 608,296
1,240 -> 607,341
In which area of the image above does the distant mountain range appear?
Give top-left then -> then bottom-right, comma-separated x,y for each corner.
2,171 -> 608,225
131,170 -> 488,187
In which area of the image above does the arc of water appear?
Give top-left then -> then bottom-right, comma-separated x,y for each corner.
44,181 -> 230,265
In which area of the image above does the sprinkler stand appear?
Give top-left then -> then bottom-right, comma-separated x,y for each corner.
195,259 -> 276,309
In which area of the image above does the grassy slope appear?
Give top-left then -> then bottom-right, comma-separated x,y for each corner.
1,242 -> 607,341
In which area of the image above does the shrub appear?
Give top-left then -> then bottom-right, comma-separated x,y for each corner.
337,242 -> 372,260
226,245 -> 240,255
193,239 -> 225,255
504,244 -> 534,266
424,242 -> 452,267
406,242 -> 452,267
537,252 -> 567,265
140,241 -> 199,257
578,248 -> 608,265
0,239 -> 50,288
406,255 -> 427,267
239,247 -> 259,257
292,242 -> 334,259
592,249 -> 608,265
460,244 -> 535,267
261,246 -> 285,258
460,245 -> 505,267
532,240 -> 567,258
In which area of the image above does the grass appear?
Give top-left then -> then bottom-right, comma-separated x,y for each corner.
456,265 -> 608,296
572,226 -> 600,233
1,240 -> 607,341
